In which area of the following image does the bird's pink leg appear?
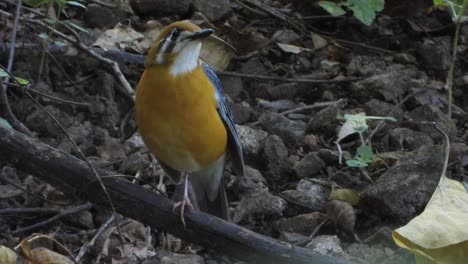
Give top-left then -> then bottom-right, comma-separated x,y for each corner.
172,174 -> 193,228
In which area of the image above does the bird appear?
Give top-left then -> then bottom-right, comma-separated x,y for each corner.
135,21 -> 244,225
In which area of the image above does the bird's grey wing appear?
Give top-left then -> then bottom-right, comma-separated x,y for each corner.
202,61 -> 245,177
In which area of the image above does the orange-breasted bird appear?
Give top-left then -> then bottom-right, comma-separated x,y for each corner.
135,21 -> 244,224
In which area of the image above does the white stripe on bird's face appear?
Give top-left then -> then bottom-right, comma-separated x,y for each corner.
169,41 -> 201,77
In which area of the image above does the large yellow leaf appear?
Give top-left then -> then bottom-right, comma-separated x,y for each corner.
393,176 -> 468,263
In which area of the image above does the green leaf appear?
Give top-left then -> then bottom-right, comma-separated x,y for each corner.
38,33 -> 50,40
54,40 -> 67,47
348,0 -> 385,25
67,0 -> 86,8
319,1 -> 347,16
0,117 -> 12,129
346,159 -> 368,168
357,145 -> 373,163
0,69 -> 30,85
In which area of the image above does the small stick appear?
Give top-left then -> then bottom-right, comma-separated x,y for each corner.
12,203 -> 93,235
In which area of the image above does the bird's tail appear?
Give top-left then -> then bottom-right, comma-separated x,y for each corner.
190,154 -> 230,220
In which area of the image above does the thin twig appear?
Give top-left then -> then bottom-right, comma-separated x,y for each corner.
447,0 -> 468,119
218,71 -> 362,83
4,0 -> 22,85
0,207 -> 61,215
75,214 -> 116,263
12,203 -> 93,235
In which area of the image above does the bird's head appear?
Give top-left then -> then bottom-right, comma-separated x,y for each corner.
146,21 -> 214,76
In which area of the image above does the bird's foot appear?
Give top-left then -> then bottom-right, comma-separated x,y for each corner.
172,195 -> 194,228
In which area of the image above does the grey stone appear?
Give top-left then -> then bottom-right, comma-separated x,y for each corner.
233,166 -> 267,195
272,29 -> 301,44
160,254 -> 204,264
263,135 -> 292,181
360,145 -> 444,223
293,152 -> 326,178
230,102 -> 252,124
281,180 -> 329,211
389,128 -> 434,151
84,4 -> 124,29
346,243 -> 389,264
267,83 -> 300,100
235,125 -> 268,159
273,212 -> 325,235
193,0 -> 231,21
233,190 -> 286,223
416,37 -> 451,71
364,99 -> 403,120
259,112 -> 306,146
306,235 -> 344,256
308,104 -> 341,136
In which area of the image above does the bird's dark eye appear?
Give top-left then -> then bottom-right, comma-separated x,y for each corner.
171,28 -> 181,39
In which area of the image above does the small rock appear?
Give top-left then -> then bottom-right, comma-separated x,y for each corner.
193,0 -> 231,21
84,4 -> 123,29
346,55 -> 387,76
293,153 -> 326,178
160,253 -> 204,264
130,0 -> 192,18
259,112 -> 307,146
360,145 -> 444,223
259,99 -> 297,112
351,67 -> 422,102
273,29 -> 301,44
449,143 -> 468,162
66,210 -> 94,229
346,243 -> 389,263
320,60 -> 341,76
233,166 -> 268,195
233,190 -> 286,223
308,104 -> 340,136
364,99 -> 403,120
96,133 -> 127,161
364,226 -> 395,248
389,128 -> 434,151
273,212 -> 325,235
267,83 -> 300,100
119,152 -> 150,174
303,134 -> 320,151
281,180 -> 329,211
240,58 -> 267,75
219,76 -> 243,98
317,149 -> 340,165
230,102 -> 252,124
235,125 -> 268,159
408,105 -> 457,140
278,231 -> 309,244
416,37 -> 451,71
263,135 -> 293,181
306,235 -> 345,256
26,105 -> 72,137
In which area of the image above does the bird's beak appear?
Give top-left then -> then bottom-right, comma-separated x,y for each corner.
187,29 -> 214,41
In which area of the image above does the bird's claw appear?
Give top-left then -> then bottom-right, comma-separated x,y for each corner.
173,196 -> 194,228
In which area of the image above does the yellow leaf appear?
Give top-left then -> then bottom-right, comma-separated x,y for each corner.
0,245 -> 18,264
393,176 -> 468,263
329,187 -> 360,206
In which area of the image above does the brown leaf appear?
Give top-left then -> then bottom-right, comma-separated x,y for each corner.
325,200 -> 356,233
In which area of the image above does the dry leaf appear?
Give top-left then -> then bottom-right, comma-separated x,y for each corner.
276,43 -> 311,54
336,112 -> 366,143
393,176 -> 468,263
326,200 -> 356,233
92,23 -> 144,51
200,35 -> 236,71
329,187 -> 360,206
0,245 -> 18,264
311,32 -> 328,50
31,248 -> 74,264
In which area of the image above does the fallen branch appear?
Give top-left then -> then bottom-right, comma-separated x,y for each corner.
0,126 -> 351,264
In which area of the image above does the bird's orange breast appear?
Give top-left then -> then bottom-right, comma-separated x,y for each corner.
135,65 -> 228,172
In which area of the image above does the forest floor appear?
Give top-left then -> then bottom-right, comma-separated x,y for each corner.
0,0 -> 467,263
